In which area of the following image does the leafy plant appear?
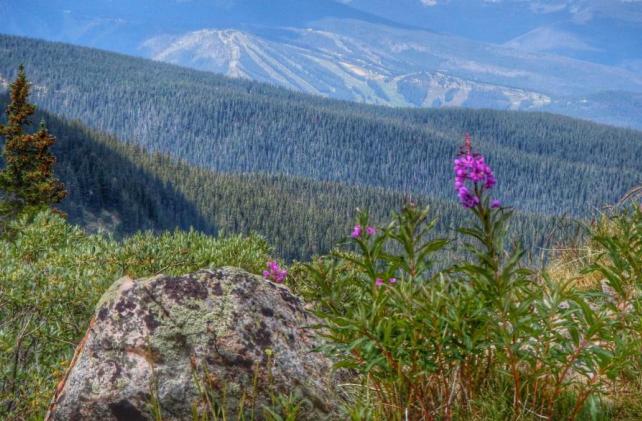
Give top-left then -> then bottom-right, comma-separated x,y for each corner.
303,138 -> 642,420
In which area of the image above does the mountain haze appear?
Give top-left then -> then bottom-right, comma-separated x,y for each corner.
1,0 -> 641,128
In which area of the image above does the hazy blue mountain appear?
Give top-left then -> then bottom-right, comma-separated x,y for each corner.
1,0 -> 641,128
0,0 -> 399,54
139,18 -> 642,128
345,0 -> 642,66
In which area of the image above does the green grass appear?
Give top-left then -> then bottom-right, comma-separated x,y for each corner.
2,202 -> 641,420
0,211 -> 272,420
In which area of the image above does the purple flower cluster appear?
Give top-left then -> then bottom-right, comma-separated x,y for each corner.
263,260 -> 287,283
375,277 -> 397,288
453,136 -> 499,209
351,224 -> 377,239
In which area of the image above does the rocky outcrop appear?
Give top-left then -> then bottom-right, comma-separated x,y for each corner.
46,267 -> 340,420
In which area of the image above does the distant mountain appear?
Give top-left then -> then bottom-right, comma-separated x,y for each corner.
140,19 -> 642,127
140,26 -> 556,109
345,0 -> 642,66
1,0 -> 641,128
1,35 -> 640,221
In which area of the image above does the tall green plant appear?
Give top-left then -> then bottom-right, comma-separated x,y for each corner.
305,137 -> 640,420
442,138 -> 633,419
306,204 -> 455,419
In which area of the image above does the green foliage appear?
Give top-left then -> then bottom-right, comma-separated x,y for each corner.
302,195 -> 642,420
586,205 -> 642,309
0,66 -> 66,225
304,204 -> 455,419
0,211 -> 271,420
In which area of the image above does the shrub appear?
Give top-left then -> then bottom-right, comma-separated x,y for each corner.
302,141 -> 642,420
0,210 -> 271,419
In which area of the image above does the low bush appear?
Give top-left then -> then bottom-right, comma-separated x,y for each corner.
0,211 -> 271,419
296,141 -> 642,420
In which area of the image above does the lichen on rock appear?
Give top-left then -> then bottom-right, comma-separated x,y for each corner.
46,267 -> 341,420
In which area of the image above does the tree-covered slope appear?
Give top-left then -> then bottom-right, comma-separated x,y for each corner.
0,35 -> 640,219
0,97 -> 567,260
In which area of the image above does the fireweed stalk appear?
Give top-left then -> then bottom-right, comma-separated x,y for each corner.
453,134 -> 531,411
454,134 -> 506,270
451,136 -> 616,419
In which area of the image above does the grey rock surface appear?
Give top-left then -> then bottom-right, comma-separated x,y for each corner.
46,267 -> 340,420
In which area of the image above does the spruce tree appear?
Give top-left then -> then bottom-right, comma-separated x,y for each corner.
0,66 -> 66,222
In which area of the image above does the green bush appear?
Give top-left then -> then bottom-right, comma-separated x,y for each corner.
0,211 -> 271,420
1,168 -> 640,420
300,179 -> 642,419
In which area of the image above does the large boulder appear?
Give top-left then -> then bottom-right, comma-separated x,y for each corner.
46,267 -> 341,420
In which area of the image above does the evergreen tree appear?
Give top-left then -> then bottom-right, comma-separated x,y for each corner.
0,65 -> 66,222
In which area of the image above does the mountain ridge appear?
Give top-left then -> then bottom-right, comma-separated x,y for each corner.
1,34 -> 640,221
1,0 -> 641,128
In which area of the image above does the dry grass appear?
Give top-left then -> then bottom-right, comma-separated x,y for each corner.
549,185 -> 641,288
546,205 -> 633,291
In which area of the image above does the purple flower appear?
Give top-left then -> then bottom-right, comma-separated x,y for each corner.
375,278 -> 385,287
485,173 -> 496,189
351,224 -> 362,238
457,186 -> 480,209
388,278 -> 397,284
366,226 -> 376,236
491,199 -> 501,209
453,135 -> 500,208
263,260 -> 287,283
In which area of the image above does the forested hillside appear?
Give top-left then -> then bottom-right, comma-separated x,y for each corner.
0,94 -> 215,235
1,35 -> 641,218
0,96 -> 568,260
